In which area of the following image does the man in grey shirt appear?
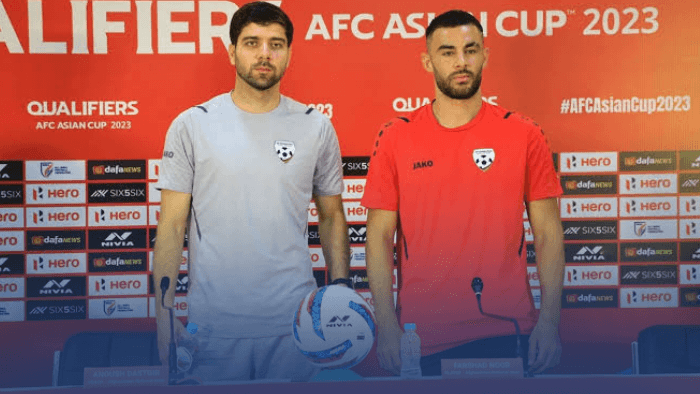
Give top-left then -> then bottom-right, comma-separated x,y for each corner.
153,2 -> 350,382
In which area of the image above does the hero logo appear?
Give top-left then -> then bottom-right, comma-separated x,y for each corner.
626,291 -> 672,304
625,177 -> 671,191
32,188 -> 80,200
32,210 -> 81,224
94,278 -> 142,293
564,154 -> 613,171
573,246 -> 605,261
686,222 -> 698,236
0,212 -> 19,223
33,257 -> 80,271
566,267 -> 616,285
563,199 -> 614,217
685,199 -> 698,214
94,209 -> 141,223
102,232 -> 133,248
0,281 -> 19,293
625,200 -> 673,214
0,236 -> 19,246
686,267 -> 698,282
40,279 -> 73,295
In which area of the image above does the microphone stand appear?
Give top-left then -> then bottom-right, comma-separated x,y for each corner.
160,277 -> 180,385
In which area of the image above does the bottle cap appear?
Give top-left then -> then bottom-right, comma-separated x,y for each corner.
404,323 -> 416,331
186,322 -> 198,335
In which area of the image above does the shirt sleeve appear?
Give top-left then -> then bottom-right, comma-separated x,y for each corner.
361,121 -> 400,211
312,118 -> 344,196
154,112 -> 195,194
524,126 -> 563,202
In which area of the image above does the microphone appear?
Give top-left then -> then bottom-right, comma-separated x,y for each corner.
471,277 -> 531,377
160,277 -> 178,384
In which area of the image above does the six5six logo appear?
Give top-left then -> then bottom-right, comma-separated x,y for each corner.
25,184 -> 85,205
560,198 -> 617,218
0,185 -> 23,205
680,174 -> 700,193
26,300 -> 86,321
563,221 -> 617,240
88,206 -> 147,227
87,183 -> 147,203
620,265 -> 677,285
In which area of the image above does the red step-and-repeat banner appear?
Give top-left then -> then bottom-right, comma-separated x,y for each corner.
1,0 -> 699,388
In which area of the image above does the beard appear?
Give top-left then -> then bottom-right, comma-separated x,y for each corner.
435,68 -> 483,100
236,60 -> 286,91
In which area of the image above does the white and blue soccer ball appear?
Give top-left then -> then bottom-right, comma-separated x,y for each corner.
293,285 -> 376,369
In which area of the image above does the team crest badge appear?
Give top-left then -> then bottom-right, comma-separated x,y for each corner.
103,300 -> 116,316
473,148 -> 495,171
275,140 -> 295,163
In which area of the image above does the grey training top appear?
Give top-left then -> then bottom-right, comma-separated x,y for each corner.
156,93 -> 343,338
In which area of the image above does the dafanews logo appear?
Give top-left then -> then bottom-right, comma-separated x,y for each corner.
620,288 -> 678,309
26,299 -> 86,321
26,230 -> 84,251
26,276 -> 86,298
88,229 -> 147,250
88,160 -> 146,180
0,162 -> 23,182
620,174 -> 677,195
0,185 -> 23,205
89,298 -> 148,319
27,253 -> 86,274
562,221 -> 617,241
680,174 -> 700,194
559,152 -> 617,174
564,266 -> 618,286
562,289 -> 618,308
680,243 -> 700,262
560,197 -> 617,219
619,151 -> 676,172
560,175 -> 616,195
564,243 -> 617,263
0,254 -> 24,275
680,265 -> 700,285
342,157 -> 370,176
25,161 -> 85,181
620,265 -> 677,285
680,151 -> 700,170
350,269 -> 369,289
619,197 -> 677,218
620,242 -> 677,262
25,184 -> 85,205
620,220 -> 677,240
89,252 -> 147,273
88,183 -> 147,203
681,288 -> 700,307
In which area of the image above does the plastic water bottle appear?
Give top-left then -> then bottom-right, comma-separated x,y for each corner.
400,323 -> 422,378
176,323 -> 198,373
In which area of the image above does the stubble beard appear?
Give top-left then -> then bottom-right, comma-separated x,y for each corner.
236,61 -> 286,91
435,68 -> 483,100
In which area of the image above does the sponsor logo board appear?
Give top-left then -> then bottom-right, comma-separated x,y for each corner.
89,298 -> 148,319
680,174 -> 700,194
313,269 -> 325,288
619,197 -> 678,217
27,230 -> 84,251
680,264 -> 700,285
619,220 -> 677,240
0,208 -> 24,228
26,299 -> 87,321
149,183 -> 161,203
620,265 -> 677,285
148,296 -> 188,317
88,229 -> 147,250
527,266 -> 539,287
620,242 -> 677,262
565,243 -> 617,263
147,273 -> 188,294
26,253 -> 87,274
89,274 -> 148,296
0,231 -> 24,252
342,157 -> 370,176
680,242 -> 700,262
680,219 -> 700,239
148,160 -> 161,180
25,183 -> 85,205
342,179 -> 366,199
564,265 -> 618,286
559,152 -> 617,173
148,251 -> 187,271
680,287 -> 700,307
619,151 -> 676,172
26,207 -> 85,228
0,254 -> 24,275
89,252 -> 147,272
88,206 -> 147,227
87,160 -> 146,180
560,175 -> 617,195
25,161 -> 85,181
679,151 -> 700,170
149,206 -> 160,226
0,301 -> 25,322
26,276 -> 86,297
680,196 -> 700,216
560,197 -> 617,218
87,183 -> 147,203
562,289 -> 618,308
0,162 -> 24,182
562,221 -> 617,241
349,269 -> 369,289
620,174 -> 677,194
620,288 -> 678,308
0,277 -> 25,298
524,221 -> 533,242
348,224 -> 366,244
0,185 -> 23,205
526,244 -> 536,264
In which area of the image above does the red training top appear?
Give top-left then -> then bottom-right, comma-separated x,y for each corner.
361,102 -> 563,355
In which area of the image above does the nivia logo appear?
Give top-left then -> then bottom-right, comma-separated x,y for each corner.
103,232 -> 133,247
0,162 -> 23,182
326,315 -> 352,327
348,225 -> 367,244
89,229 -> 146,250
28,276 -> 86,297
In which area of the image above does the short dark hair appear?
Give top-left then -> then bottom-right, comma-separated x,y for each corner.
229,2 -> 294,46
425,10 -> 483,41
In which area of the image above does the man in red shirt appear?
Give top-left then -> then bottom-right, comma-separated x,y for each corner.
361,10 -> 565,376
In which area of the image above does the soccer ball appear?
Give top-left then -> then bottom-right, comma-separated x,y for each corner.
293,285 -> 376,369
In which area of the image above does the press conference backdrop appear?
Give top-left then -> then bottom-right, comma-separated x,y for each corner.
1,0 -> 699,388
